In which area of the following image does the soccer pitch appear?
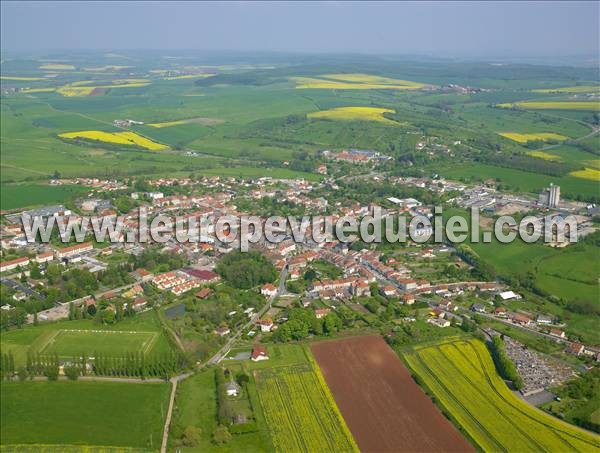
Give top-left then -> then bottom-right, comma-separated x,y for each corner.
37,329 -> 159,358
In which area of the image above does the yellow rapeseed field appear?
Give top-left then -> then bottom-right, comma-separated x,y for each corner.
291,73 -> 426,90
39,64 -> 75,70
148,120 -> 188,128
59,130 -> 167,151
1,76 -> 46,81
498,132 -> 568,143
527,151 -> 561,161
532,85 -> 600,93
569,168 -> 600,181
497,101 -> 600,111
308,106 -> 400,125
56,86 -> 95,96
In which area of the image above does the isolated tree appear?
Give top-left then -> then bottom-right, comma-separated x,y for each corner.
181,425 -> 201,447
236,373 -> 250,386
212,425 -> 232,445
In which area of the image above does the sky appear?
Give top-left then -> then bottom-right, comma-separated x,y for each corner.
1,1 -> 598,57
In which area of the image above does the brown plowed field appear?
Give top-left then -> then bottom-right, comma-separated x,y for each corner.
311,335 -> 474,453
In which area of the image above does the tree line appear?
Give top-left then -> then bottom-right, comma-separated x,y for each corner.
489,335 -> 524,390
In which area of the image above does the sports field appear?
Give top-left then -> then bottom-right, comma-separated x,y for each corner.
38,329 -> 159,358
403,338 -> 600,452
0,311 -> 173,367
1,381 -> 169,449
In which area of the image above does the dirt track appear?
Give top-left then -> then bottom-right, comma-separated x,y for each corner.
311,335 -> 474,453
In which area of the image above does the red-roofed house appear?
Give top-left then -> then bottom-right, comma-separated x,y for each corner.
132,297 -> 147,310
549,328 -> 566,339
0,256 -> 29,273
315,308 -> 331,319
261,284 -> 277,298
195,288 -> 214,299
568,343 -> 585,356
251,344 -> 269,361
259,318 -> 274,332
402,293 -> 415,305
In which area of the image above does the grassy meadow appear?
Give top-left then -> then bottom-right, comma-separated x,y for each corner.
0,183 -> 89,210
0,381 -> 170,450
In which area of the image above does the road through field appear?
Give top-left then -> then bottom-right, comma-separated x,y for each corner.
311,335 -> 474,453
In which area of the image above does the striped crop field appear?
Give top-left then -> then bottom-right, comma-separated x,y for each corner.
497,101 -> 600,111
254,361 -> 358,453
291,73 -> 426,90
498,132 -> 568,143
403,338 -> 600,452
527,151 -> 561,160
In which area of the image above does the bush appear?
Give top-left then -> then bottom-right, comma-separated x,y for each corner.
212,425 -> 232,445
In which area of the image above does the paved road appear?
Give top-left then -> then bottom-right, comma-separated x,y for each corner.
205,298 -> 273,366
160,378 -> 178,453
278,264 -> 289,295
475,311 -> 576,346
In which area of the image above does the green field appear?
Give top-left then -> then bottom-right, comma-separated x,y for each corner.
0,183 -> 89,210
169,368 -> 272,452
3,54 -> 599,190
0,381 -> 170,450
441,162 -> 599,200
403,338 -> 600,451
